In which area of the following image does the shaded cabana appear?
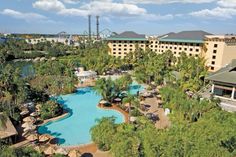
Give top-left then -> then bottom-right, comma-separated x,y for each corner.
0,113 -> 18,144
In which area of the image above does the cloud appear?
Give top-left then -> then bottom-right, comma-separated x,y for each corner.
62,0 -> 80,4
1,9 -> 50,22
33,0 -> 65,11
123,0 -> 216,4
32,0 -> 173,20
217,0 -> 236,8
190,7 -> 236,19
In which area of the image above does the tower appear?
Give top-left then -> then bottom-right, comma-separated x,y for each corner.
88,15 -> 91,40
96,16 -> 100,40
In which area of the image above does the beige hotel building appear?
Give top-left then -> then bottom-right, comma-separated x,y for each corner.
106,31 -> 236,72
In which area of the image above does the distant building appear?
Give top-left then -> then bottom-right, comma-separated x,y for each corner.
106,31 -> 148,59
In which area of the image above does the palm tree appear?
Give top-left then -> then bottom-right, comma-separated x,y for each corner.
93,78 -> 114,102
122,94 -> 140,123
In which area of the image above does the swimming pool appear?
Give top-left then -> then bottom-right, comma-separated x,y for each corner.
38,83 -> 144,146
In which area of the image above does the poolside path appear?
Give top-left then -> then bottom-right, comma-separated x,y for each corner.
141,97 -> 171,129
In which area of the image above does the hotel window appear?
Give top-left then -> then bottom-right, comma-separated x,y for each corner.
196,44 -> 200,46
119,41 -> 122,43
118,48 -> 121,51
162,46 -> 164,48
179,47 -> 182,50
185,43 -> 187,46
151,41 -> 153,43
155,45 -> 158,48
113,44 -> 116,47
119,45 -> 121,47
174,52 -> 176,54
190,43 -> 193,46
124,48 -> 127,51
195,54 -> 198,57
190,48 -> 193,51
124,52 -> 127,55
212,55 -> 216,59
155,41 -> 158,44
113,52 -> 116,54
213,50 -> 217,53
124,41 -> 127,43
170,47 -> 172,49
135,41 -> 138,43
141,41 -> 144,43
113,48 -> 116,51
211,67 -> 214,70
166,46 -> 168,49
130,41 -> 133,43
174,47 -> 177,50
189,53 -> 192,56
130,45 -> 133,47
124,45 -> 127,47
184,48 -> 187,51
150,45 -> 153,48
214,44 -> 218,48
118,52 -> 121,54
130,49 -> 133,51
141,45 -> 144,47
161,50 -> 164,52
212,61 -> 215,65
196,49 -> 199,52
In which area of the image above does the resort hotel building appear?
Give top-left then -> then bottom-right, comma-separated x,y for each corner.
106,31 -> 236,72
106,31 -> 148,58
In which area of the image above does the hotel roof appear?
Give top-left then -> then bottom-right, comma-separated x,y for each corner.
106,31 -> 147,41
206,59 -> 236,85
159,30 -> 212,43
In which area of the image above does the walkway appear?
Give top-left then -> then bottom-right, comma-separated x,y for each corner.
141,97 -> 171,129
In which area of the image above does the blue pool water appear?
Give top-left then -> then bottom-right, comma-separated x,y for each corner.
38,83 -> 144,146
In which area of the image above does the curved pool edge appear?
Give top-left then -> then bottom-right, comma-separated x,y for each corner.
38,110 -> 70,129
38,104 -> 126,147
97,104 -> 128,123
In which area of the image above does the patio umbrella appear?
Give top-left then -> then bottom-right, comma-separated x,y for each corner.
24,125 -> 36,132
23,116 -> 36,122
68,150 -> 81,157
22,122 -> 33,128
39,134 -> 50,142
26,134 -> 38,141
140,101 -> 145,105
130,116 -> 137,122
55,147 -> 68,155
99,100 -> 108,104
158,99 -> 163,104
30,112 -> 39,117
114,98 -> 121,102
20,110 -> 29,116
44,146 -> 56,155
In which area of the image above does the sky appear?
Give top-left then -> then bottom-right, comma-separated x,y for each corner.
0,0 -> 236,35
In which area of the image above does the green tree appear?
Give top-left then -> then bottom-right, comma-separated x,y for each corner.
90,117 -> 117,151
